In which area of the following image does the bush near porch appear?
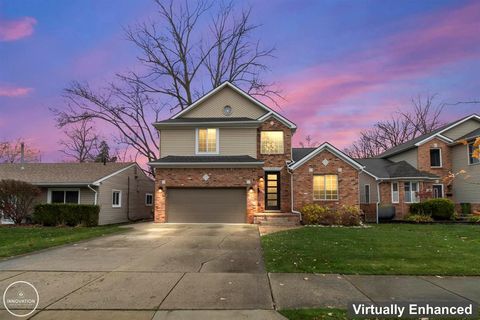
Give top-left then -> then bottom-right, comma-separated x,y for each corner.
33,204 -> 100,227
408,198 -> 455,220
301,204 -> 361,226
261,224 -> 480,275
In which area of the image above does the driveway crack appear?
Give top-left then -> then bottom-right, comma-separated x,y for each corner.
156,273 -> 186,309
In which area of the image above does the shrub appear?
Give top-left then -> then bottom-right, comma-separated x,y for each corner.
301,204 -> 361,226
0,179 -> 40,224
460,203 -> 472,215
33,204 -> 99,227
338,205 -> 362,226
469,216 -> 480,223
405,214 -> 434,223
408,199 -> 454,220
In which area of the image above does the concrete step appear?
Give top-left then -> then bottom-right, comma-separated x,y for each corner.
254,212 -> 301,226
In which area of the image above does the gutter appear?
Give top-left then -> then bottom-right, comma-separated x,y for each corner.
87,184 -> 98,205
287,166 -> 302,222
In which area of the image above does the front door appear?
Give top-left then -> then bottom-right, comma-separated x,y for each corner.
265,172 -> 281,210
432,184 -> 444,198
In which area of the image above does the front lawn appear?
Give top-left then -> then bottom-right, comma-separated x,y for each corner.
261,224 -> 480,275
0,225 -> 127,258
279,308 -> 347,320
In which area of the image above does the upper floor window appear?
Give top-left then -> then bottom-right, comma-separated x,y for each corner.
404,182 -> 419,203
468,142 -> 480,165
313,175 -> 338,200
430,148 -> 442,167
260,131 -> 284,154
196,128 -> 218,154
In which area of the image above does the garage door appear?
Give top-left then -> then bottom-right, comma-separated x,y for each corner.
167,188 -> 246,223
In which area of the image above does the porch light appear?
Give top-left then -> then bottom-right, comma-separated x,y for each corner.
158,186 -> 164,192
248,187 -> 254,192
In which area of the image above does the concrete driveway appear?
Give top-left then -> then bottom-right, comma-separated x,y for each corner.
0,223 -> 284,319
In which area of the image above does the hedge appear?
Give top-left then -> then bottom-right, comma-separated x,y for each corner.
33,204 -> 100,227
301,204 -> 361,226
408,198 -> 455,220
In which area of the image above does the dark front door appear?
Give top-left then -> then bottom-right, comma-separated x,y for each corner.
265,172 -> 281,210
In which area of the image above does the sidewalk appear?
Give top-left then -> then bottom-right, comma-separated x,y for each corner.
268,273 -> 480,310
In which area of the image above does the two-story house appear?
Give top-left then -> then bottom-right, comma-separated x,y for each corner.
149,82 -> 363,224
358,114 -> 480,219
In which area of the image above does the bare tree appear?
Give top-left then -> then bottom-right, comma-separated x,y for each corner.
59,120 -> 99,162
0,179 -> 40,224
52,0 -> 278,168
123,0 -> 279,112
299,135 -> 319,148
0,139 -> 40,163
344,95 -> 445,158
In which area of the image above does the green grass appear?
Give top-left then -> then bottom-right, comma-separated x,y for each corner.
0,225 -> 128,258
279,308 -> 348,320
261,224 -> 480,275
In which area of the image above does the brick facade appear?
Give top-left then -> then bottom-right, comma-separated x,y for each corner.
154,167 -> 261,223
379,180 -> 433,218
257,117 -> 293,212
291,150 -> 359,211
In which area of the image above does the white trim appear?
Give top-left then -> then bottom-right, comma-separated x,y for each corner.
262,167 -> 283,171
289,142 -> 364,171
145,193 -> 153,206
195,128 -> 219,155
47,188 -> 81,204
92,163 -> 137,185
171,82 -> 297,129
112,189 -> 122,208
432,184 -> 444,198
148,161 -> 263,167
391,182 -> 399,204
414,114 -> 480,147
415,134 -> 453,146
429,147 -> 443,168
154,120 -> 262,126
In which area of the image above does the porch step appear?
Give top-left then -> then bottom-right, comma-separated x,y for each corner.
254,212 -> 301,226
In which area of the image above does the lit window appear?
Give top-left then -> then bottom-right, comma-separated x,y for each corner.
196,128 -> 218,154
468,142 -> 480,165
49,189 -> 80,204
145,193 -> 153,206
260,131 -> 284,154
404,182 -> 419,203
391,182 -> 399,203
112,190 -> 122,207
430,148 -> 442,167
313,175 -> 338,200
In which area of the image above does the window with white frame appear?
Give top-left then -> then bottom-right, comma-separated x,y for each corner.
404,182 -> 419,203
364,184 -> 370,203
260,131 -> 284,154
196,128 -> 218,154
145,193 -> 153,206
313,175 -> 338,200
49,189 -> 80,204
468,142 -> 480,165
391,182 -> 399,203
112,190 -> 122,207
430,148 -> 442,167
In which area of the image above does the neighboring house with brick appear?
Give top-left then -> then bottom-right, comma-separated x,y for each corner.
149,82 -> 364,224
358,114 -> 480,219
0,162 -> 154,225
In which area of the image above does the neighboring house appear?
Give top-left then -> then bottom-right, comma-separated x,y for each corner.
0,162 -> 154,225
359,114 -> 480,219
149,82 -> 363,224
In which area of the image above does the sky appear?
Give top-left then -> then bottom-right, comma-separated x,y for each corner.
1,0 -> 479,162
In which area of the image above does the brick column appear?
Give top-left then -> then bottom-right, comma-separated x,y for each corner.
154,177 -> 166,223
247,185 -> 258,223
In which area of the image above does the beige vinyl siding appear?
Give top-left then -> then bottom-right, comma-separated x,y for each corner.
160,129 -> 195,157
451,144 -> 480,203
387,148 -> 418,167
97,165 -> 154,225
37,187 -> 96,205
359,172 -> 378,203
182,86 -> 267,119
443,119 -> 480,140
160,128 -> 257,157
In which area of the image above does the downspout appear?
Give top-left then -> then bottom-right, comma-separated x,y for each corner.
376,180 -> 381,224
126,176 -> 133,222
288,166 -> 302,222
87,184 -> 98,205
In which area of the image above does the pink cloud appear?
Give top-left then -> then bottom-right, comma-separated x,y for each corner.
0,86 -> 33,97
273,1 -> 480,148
0,16 -> 37,41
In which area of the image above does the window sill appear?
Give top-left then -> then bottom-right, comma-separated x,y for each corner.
112,205 -> 122,208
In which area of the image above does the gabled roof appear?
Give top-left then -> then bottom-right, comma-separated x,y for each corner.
356,158 -> 439,180
289,143 -> 364,171
149,155 -> 263,168
170,82 -> 297,130
457,128 -> 480,141
378,114 -> 480,158
292,148 -> 316,162
0,162 -> 136,186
